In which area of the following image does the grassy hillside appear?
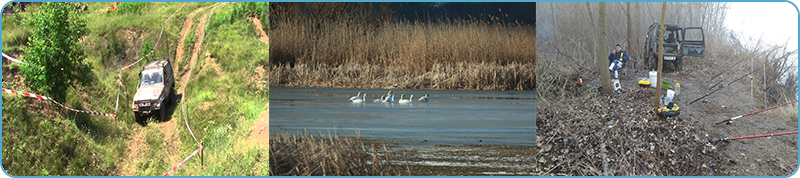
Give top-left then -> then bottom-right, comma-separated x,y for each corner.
2,2 -> 267,176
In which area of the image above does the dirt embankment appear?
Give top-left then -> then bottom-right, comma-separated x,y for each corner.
535,56 -> 797,176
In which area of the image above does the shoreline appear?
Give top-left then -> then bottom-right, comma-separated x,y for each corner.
270,62 -> 536,91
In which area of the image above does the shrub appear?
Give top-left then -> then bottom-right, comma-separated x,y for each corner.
21,2 -> 92,102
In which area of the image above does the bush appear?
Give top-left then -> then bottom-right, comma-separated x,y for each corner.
116,2 -> 148,14
210,2 -> 267,29
21,2 -> 92,102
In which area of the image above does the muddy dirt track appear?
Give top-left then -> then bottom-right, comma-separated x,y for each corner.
535,56 -> 797,176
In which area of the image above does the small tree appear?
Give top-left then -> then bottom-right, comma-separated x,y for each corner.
21,2 -> 91,102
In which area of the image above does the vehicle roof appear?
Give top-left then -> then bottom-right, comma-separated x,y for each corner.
143,59 -> 170,70
652,23 -> 682,31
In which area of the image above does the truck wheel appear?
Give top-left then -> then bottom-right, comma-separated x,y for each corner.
135,113 -> 147,126
159,105 -> 167,121
673,58 -> 682,71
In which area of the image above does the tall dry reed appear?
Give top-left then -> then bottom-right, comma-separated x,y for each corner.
269,128 -> 407,176
270,18 -> 535,90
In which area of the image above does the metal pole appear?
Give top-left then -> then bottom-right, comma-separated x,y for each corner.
715,99 -> 798,125
711,131 -> 799,143
750,55 -> 753,100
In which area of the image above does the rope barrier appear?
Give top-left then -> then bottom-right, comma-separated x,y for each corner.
2,88 -> 116,118
163,144 -> 204,176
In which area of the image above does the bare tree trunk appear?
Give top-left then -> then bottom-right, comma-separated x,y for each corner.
635,2 -> 641,61
599,2 -> 612,93
654,2 -> 666,107
626,2 -> 632,57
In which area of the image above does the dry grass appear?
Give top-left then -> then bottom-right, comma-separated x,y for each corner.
269,128 -> 408,176
271,62 -> 534,90
269,18 -> 535,90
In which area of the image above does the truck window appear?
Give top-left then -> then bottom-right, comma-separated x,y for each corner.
139,71 -> 164,87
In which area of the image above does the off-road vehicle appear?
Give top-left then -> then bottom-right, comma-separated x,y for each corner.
132,59 -> 175,125
643,23 -> 706,71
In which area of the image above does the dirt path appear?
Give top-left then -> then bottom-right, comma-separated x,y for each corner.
177,3 -> 225,93
117,127 -> 148,176
162,3 -> 227,171
617,58 -> 797,175
116,5 -> 213,176
174,6 -> 208,70
662,59 -> 798,176
252,16 -> 268,45
246,105 -> 268,148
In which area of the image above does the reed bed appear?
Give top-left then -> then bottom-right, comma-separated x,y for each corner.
269,18 -> 535,90
269,128 -> 408,176
270,62 -> 534,90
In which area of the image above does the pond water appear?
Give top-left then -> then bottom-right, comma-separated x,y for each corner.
269,87 -> 537,146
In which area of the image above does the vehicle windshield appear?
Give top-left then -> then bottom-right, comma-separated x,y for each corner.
139,71 -> 163,87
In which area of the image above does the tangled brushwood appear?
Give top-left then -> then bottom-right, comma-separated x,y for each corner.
269,128 -> 408,176
535,87 -> 732,176
270,62 -> 535,91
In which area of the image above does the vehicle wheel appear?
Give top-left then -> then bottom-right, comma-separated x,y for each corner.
135,113 -> 147,126
159,105 -> 167,121
673,58 -> 682,71
169,86 -> 176,104
648,55 -> 657,70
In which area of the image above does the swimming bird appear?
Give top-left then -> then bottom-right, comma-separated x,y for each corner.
399,94 -> 413,104
349,92 -> 363,101
418,94 -> 430,102
374,95 -> 385,103
352,93 -> 366,103
383,94 -> 395,103
384,90 -> 394,101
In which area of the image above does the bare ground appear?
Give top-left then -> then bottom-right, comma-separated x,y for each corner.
116,4 -> 218,175
534,56 -> 797,176
246,105 -> 268,149
253,16 -> 268,45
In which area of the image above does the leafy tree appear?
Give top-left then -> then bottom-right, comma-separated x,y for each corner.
21,2 -> 91,102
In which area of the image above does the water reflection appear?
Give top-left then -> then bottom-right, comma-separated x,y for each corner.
270,87 -> 537,145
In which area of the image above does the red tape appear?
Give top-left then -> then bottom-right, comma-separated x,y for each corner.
2,88 -> 116,118
164,145 -> 204,176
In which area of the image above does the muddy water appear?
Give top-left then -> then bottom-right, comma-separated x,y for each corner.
269,87 -> 536,145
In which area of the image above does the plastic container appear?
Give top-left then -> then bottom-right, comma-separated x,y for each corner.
674,83 -> 681,95
648,71 -> 658,88
661,79 -> 671,90
664,89 -> 675,105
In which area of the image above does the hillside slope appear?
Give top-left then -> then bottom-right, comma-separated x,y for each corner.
1,2 -> 268,176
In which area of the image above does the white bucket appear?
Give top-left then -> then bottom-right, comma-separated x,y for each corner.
648,71 -> 658,88
664,89 -> 675,105
613,80 -> 622,91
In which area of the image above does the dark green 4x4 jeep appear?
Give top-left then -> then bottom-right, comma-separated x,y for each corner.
644,23 -> 706,71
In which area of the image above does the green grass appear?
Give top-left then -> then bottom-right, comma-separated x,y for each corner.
2,2 -> 267,176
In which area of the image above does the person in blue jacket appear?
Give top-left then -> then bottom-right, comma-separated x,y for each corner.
608,44 -> 629,79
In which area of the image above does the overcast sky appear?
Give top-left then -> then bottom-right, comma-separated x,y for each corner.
725,2 -> 798,53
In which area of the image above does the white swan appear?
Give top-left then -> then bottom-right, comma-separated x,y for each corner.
385,90 -> 393,102
383,94 -> 394,103
418,94 -> 430,102
399,94 -> 413,104
373,95 -> 385,103
352,93 -> 366,103
349,92 -> 362,101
